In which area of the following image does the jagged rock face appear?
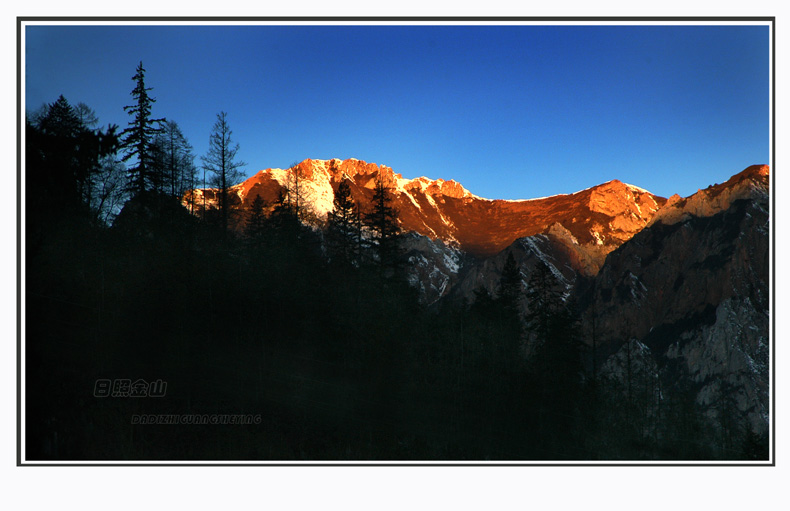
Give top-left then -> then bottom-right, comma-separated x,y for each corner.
188,158 -> 666,276
399,176 -> 664,268
600,339 -> 660,392
665,296 -> 769,435
450,233 -> 577,309
648,165 -> 769,226
400,232 -> 464,305
583,168 -> 770,435
589,193 -> 769,348
588,180 -> 662,241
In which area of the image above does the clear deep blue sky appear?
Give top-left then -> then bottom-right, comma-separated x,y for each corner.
24,23 -> 770,200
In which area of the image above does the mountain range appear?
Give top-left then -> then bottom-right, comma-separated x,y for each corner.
187,158 -> 770,441
190,157 -> 665,269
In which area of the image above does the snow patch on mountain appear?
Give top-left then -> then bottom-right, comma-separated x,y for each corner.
519,235 -> 569,287
624,182 -> 652,194
443,250 -> 461,274
401,232 -> 464,304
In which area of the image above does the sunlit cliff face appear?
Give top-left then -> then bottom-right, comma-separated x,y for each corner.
646,164 -> 769,228
186,158 -> 667,271
185,158 -> 769,276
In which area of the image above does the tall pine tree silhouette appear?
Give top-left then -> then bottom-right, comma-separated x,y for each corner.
498,251 -> 523,313
244,194 -> 268,242
327,179 -> 360,265
524,260 -> 564,346
524,260 -> 583,451
364,175 -> 401,271
151,120 -> 196,199
119,61 -> 164,195
281,161 -> 311,223
494,251 -> 524,372
201,111 -> 246,236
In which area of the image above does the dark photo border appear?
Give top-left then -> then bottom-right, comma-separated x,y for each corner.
17,16 -> 776,467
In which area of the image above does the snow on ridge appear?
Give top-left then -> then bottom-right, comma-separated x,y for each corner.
521,236 -> 569,286
484,180 -> 612,202
249,159 -> 658,205
473,183 -> 597,202
497,195 -> 556,202
443,250 -> 461,274
475,179 -> 656,203
623,182 -> 653,195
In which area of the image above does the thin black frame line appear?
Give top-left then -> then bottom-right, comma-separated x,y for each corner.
17,16 -> 776,23
16,461 -> 775,467
771,16 -> 777,467
16,15 -> 776,467
16,15 -> 22,469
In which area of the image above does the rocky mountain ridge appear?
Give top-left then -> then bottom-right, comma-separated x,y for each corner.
186,158 -> 771,447
580,165 -> 770,438
188,157 -> 665,274
186,159 -> 768,310
649,164 -> 769,226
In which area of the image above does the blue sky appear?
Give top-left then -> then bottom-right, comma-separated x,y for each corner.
24,23 -> 770,200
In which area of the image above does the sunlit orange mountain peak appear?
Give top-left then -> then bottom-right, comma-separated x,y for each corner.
186,159 -> 767,276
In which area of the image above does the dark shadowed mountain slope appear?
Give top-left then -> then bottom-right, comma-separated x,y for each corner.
579,164 -> 769,437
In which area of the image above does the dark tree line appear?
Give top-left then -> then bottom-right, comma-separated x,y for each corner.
26,95 -> 119,228
24,61 -> 765,461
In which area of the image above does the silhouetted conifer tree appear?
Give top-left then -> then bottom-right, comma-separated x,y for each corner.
244,194 -> 267,241
282,161 -> 315,223
74,102 -> 99,128
524,260 -> 564,346
497,251 -> 522,313
119,61 -> 164,195
268,188 -> 302,243
28,95 -> 119,224
364,176 -> 401,270
327,180 -> 360,265
152,120 -> 196,199
523,261 -> 584,455
495,251 -> 524,367
201,111 -> 246,236
470,285 -> 496,317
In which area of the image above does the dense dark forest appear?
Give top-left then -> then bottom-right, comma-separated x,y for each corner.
24,63 -> 767,461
